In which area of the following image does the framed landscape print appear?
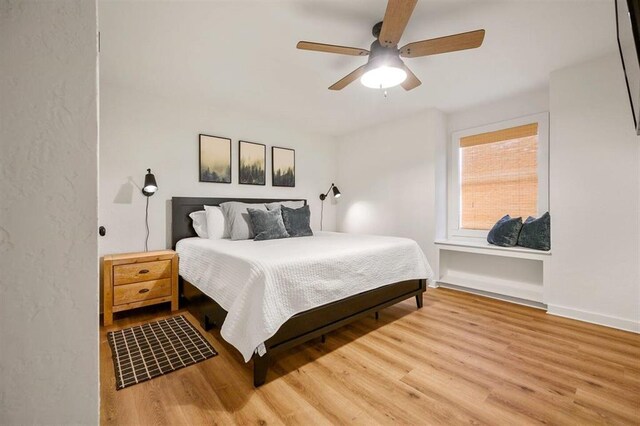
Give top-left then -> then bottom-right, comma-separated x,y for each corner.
239,141 -> 266,185
272,146 -> 295,187
199,134 -> 231,183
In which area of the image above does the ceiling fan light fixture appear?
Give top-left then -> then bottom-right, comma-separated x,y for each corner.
360,65 -> 407,89
297,0 -> 485,92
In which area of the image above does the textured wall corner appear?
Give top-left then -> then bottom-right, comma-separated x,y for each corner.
0,1 -> 99,424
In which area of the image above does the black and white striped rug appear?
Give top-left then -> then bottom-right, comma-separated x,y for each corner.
107,315 -> 217,390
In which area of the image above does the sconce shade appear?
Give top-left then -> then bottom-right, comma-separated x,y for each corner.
332,185 -> 341,198
142,168 -> 158,196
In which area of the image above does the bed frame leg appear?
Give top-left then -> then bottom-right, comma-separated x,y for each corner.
202,315 -> 214,331
415,294 -> 423,309
253,354 -> 269,387
321,334 -> 326,343
375,311 -> 379,320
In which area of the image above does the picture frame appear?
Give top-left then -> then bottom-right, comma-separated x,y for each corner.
272,146 -> 295,187
199,134 -> 231,183
239,140 -> 266,185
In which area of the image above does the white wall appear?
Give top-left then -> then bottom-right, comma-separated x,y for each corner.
447,89 -> 550,134
0,2 -> 99,424
99,83 -> 338,256
547,54 -> 640,332
336,109 -> 446,270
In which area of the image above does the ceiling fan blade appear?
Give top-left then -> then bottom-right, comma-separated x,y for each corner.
378,0 -> 418,48
328,65 -> 368,90
297,41 -> 369,56
400,29 -> 485,58
401,65 -> 421,91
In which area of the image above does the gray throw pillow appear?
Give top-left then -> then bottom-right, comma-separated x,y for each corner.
220,202 -> 267,240
517,212 -> 550,251
247,208 -> 289,241
265,201 -> 305,211
487,215 -> 523,247
281,205 -> 313,237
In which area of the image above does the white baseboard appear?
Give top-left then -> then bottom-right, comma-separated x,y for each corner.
432,281 -> 639,333
547,304 -> 640,334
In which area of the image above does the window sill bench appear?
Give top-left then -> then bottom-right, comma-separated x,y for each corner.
435,239 -> 551,259
434,239 -> 551,306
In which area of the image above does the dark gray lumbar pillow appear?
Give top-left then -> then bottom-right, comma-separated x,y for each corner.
517,212 -> 550,251
281,205 -> 313,237
487,215 -> 523,247
247,208 -> 289,241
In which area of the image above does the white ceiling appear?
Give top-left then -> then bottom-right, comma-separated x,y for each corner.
100,0 -> 617,136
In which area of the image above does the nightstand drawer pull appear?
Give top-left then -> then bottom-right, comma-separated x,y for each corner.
138,288 -> 150,294
139,269 -> 150,274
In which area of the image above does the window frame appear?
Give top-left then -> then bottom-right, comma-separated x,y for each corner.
448,112 -> 550,240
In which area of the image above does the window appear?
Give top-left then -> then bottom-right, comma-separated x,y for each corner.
448,113 -> 549,239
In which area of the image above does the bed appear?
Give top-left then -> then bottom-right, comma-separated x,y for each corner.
172,196 -> 433,386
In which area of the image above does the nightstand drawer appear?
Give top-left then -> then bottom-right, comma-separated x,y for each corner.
113,278 -> 172,305
113,260 -> 171,285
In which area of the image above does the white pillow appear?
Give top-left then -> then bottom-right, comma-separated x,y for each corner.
189,210 -> 208,238
265,200 -> 305,211
204,205 -> 228,239
219,201 -> 267,240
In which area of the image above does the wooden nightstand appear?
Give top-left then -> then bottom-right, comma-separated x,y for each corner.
102,250 -> 178,326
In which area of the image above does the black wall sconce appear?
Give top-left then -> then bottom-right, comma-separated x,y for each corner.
319,183 -> 341,231
142,168 -> 158,251
319,183 -> 341,201
142,168 -> 158,196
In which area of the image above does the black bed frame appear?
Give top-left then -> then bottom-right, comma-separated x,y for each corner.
171,196 -> 427,387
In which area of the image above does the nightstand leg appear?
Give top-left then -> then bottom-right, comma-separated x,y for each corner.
171,255 -> 179,311
103,258 -> 113,326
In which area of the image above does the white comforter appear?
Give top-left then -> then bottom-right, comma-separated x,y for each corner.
176,231 -> 433,362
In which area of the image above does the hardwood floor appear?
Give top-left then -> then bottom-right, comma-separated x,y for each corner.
100,288 -> 640,425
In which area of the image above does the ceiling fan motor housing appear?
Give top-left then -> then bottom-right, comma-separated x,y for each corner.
368,38 -> 402,69
372,21 -> 384,38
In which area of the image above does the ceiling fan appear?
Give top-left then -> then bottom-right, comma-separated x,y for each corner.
296,0 -> 485,91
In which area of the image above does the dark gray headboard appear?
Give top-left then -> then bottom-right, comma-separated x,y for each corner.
171,197 -> 307,248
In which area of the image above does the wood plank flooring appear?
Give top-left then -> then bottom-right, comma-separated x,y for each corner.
100,288 -> 640,425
